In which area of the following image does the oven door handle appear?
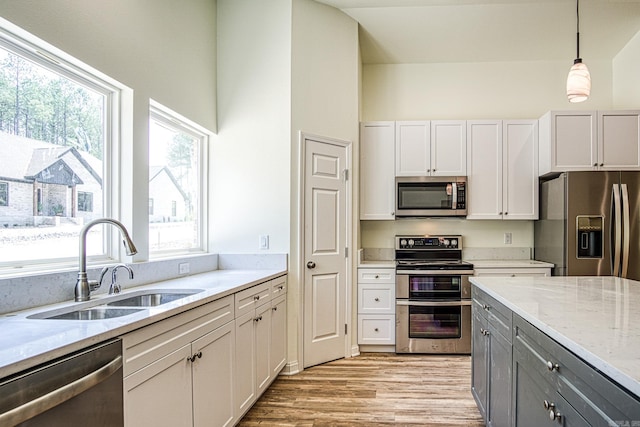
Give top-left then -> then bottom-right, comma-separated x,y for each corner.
395,270 -> 474,275
396,300 -> 471,307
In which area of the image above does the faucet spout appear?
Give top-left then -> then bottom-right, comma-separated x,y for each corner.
75,218 -> 138,302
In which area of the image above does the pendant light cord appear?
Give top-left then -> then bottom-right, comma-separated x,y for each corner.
576,0 -> 581,59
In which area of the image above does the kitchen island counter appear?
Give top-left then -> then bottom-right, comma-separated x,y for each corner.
470,275 -> 640,398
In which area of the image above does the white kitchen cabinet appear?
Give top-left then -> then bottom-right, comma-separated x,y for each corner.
539,110 -> 640,175
360,121 -> 395,220
122,296 -> 236,427
466,120 -> 538,220
395,120 -> 466,177
234,277 -> 287,420
357,267 -> 395,346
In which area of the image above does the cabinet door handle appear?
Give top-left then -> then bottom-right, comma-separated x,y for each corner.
594,163 -> 598,167
483,304 -> 490,311
600,163 -> 604,167
546,361 -> 560,372
187,352 -> 203,362
254,295 -> 260,301
374,297 -> 380,302
277,285 -> 284,291
254,316 -> 263,322
374,328 -> 379,332
272,306 -> 278,312
480,328 -> 490,336
375,275 -> 379,279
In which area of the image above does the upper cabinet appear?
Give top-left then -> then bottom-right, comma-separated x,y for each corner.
360,121 -> 396,220
539,110 -> 640,176
467,120 -> 538,220
395,120 -> 466,177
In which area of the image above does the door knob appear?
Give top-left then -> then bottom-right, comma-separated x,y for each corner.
307,261 -> 316,269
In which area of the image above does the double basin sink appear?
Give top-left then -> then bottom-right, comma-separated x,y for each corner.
27,289 -> 205,320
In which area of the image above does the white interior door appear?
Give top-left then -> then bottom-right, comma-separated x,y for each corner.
303,135 -> 348,368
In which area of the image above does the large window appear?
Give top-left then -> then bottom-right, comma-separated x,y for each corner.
0,24 -> 120,270
148,102 -> 208,256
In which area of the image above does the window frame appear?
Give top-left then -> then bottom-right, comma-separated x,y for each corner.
0,18 -> 127,274
148,100 -> 209,258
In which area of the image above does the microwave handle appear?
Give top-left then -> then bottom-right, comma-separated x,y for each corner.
452,182 -> 457,209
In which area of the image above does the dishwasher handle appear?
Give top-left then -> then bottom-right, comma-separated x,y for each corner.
0,355 -> 122,426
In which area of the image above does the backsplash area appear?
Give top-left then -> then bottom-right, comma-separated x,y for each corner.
0,253 -> 287,315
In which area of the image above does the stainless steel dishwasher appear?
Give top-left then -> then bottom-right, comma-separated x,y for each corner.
0,338 -> 123,426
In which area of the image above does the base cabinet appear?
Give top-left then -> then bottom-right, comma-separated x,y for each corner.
472,283 -> 640,426
122,296 -> 236,427
122,274 -> 287,427
471,287 -> 512,427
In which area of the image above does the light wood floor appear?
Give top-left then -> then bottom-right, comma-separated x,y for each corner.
239,353 -> 485,426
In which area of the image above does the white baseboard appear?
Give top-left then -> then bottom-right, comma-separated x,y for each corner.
279,360 -> 300,376
351,345 -> 360,357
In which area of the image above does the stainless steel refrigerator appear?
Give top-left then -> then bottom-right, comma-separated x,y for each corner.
534,171 -> 640,279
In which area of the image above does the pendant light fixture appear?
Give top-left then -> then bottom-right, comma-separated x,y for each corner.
566,0 -> 591,102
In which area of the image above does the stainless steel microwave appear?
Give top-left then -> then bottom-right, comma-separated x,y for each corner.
395,176 -> 467,217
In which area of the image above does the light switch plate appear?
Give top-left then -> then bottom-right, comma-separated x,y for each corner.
259,235 -> 269,250
504,232 -> 512,245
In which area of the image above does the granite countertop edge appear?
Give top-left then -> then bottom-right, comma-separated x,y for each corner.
470,276 -> 640,399
0,268 -> 286,379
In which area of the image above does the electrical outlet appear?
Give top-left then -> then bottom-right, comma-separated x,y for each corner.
259,235 -> 269,250
178,262 -> 190,274
504,232 -> 512,245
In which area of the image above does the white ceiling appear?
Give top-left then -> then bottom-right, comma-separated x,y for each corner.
314,0 -> 640,64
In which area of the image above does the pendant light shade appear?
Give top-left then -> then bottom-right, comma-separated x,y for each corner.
567,0 -> 590,102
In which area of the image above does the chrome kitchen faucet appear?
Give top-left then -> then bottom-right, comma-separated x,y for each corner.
74,218 -> 138,302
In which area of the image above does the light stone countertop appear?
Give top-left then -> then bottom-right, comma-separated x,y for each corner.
470,259 -> 554,269
0,269 -> 286,379
469,275 -> 640,398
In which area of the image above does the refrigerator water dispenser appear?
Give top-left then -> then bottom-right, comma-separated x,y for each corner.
576,216 -> 603,258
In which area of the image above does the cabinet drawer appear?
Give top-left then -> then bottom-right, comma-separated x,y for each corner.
472,287 -> 512,342
358,283 -> 395,314
121,295 -> 234,377
474,267 -> 551,277
357,315 -> 395,345
514,315 -> 640,425
270,275 -> 287,298
235,282 -> 271,318
358,268 -> 394,283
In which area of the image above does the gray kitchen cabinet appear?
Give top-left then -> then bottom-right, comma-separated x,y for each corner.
471,286 -> 513,427
513,314 -> 640,426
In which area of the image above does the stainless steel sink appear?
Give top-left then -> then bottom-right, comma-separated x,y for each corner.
106,291 -> 202,307
32,307 -> 144,320
27,289 -> 205,320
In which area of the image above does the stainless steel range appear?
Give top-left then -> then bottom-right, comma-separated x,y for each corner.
395,235 -> 474,354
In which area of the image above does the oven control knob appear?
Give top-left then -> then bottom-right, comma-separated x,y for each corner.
450,239 -> 458,248
400,239 -> 407,247
443,239 -> 450,246
408,239 -> 414,246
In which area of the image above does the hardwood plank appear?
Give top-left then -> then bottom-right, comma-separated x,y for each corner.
239,353 -> 484,426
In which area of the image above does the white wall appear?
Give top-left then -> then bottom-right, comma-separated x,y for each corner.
213,0 -> 291,254
613,31 -> 640,109
290,0 -> 359,363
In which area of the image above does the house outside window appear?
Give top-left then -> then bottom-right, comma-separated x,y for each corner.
78,192 -> 93,212
149,101 -> 208,255
0,182 -> 8,206
0,23 -> 122,270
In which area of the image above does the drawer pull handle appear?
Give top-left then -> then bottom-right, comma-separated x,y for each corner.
254,295 -> 260,301
374,297 -> 380,302
374,328 -> 379,332
375,275 -> 379,279
187,352 -> 203,362
546,361 -> 560,372
277,285 -> 284,290
272,306 -> 278,312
